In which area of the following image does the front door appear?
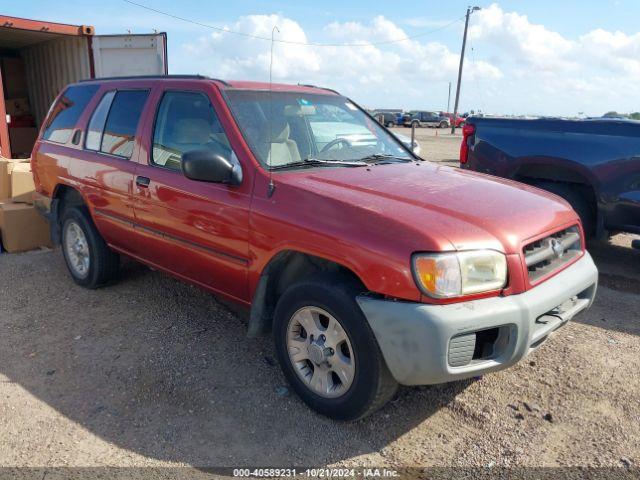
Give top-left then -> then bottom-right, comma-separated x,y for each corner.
133,85 -> 252,303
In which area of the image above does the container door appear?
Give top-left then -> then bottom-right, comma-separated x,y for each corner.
91,33 -> 168,78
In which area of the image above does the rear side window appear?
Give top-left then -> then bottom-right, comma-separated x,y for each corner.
100,90 -> 149,158
43,84 -> 99,144
85,91 -> 116,151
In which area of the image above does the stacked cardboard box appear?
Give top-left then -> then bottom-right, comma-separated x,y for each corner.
0,157 -> 51,253
10,162 -> 36,203
0,158 -> 19,200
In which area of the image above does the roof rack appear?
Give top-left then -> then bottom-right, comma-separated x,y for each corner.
79,74 -> 230,85
297,83 -> 341,95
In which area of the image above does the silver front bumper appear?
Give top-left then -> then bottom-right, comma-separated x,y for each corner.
357,252 -> 598,385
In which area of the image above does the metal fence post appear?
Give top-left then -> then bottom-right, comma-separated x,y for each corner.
411,122 -> 416,153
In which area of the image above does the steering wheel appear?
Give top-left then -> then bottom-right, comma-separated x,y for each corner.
320,137 -> 353,153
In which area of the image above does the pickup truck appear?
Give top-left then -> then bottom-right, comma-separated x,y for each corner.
403,111 -> 450,128
460,117 -> 640,239
31,76 -> 598,420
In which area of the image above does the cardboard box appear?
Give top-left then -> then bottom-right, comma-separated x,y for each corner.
10,162 -> 35,203
5,97 -> 31,116
0,201 -> 51,253
0,158 -> 21,200
8,127 -> 38,158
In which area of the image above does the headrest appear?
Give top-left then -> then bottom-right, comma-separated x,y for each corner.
173,118 -> 211,145
269,118 -> 290,143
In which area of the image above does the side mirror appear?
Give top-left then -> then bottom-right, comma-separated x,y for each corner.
181,149 -> 243,185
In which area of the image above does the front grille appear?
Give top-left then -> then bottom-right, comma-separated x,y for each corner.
523,226 -> 582,283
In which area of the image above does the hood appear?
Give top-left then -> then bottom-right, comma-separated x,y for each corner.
279,162 -> 579,254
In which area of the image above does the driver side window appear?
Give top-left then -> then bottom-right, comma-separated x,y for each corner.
152,91 -> 231,171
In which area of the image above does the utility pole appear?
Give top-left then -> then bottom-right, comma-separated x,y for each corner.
447,81 -> 451,113
451,6 -> 481,134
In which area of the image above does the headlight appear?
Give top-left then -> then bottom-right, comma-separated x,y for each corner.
412,250 -> 507,298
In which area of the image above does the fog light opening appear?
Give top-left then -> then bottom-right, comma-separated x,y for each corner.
472,327 -> 500,361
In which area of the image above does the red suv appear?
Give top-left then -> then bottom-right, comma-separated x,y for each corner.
31,76 -> 598,420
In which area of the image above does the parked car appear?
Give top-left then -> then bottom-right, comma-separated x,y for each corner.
403,111 -> 450,128
441,112 -> 467,128
372,110 -> 402,128
460,117 -> 640,239
32,76 -> 598,421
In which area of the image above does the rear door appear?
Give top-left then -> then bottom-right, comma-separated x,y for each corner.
75,86 -> 151,249
92,34 -> 168,78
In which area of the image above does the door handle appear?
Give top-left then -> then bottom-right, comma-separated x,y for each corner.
136,176 -> 151,188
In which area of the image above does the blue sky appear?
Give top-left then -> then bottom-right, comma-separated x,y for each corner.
5,0 -> 639,116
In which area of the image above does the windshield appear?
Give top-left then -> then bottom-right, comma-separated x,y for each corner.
225,90 -> 413,169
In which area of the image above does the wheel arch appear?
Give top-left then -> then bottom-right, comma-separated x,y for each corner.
514,163 -> 595,187
49,184 -> 88,245
247,250 -> 367,337
513,163 -> 601,237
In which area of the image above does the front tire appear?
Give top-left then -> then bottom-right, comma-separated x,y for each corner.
61,206 -> 120,288
273,275 -> 397,421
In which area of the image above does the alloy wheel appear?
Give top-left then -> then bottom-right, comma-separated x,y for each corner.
286,306 -> 355,398
64,220 -> 90,279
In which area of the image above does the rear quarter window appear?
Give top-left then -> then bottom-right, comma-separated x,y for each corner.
85,91 -> 116,151
100,90 -> 149,158
42,84 -> 99,144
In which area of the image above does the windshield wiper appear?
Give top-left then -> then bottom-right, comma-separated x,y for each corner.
269,158 -> 367,171
358,154 -> 412,163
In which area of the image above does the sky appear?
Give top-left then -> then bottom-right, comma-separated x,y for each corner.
4,0 -> 640,116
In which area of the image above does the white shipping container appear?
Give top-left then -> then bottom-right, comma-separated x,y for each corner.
0,15 -> 168,159
92,34 -> 167,78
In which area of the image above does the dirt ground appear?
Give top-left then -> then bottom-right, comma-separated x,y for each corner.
389,126 -> 462,166
0,132 -> 638,472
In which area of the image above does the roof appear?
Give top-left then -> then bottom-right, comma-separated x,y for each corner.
76,75 -> 340,95
223,80 -> 340,95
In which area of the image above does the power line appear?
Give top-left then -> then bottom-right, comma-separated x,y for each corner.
123,0 -> 464,47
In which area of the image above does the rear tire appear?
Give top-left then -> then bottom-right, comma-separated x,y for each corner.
533,181 -> 595,237
439,121 -> 448,129
273,274 -> 398,421
61,206 -> 120,288
386,121 -> 395,128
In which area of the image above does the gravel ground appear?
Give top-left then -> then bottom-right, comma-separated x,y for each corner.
0,135 -> 638,471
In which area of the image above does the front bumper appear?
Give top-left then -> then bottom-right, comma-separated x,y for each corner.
357,252 -> 598,385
